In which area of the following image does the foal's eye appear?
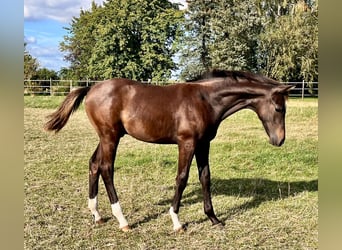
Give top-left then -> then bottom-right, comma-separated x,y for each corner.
272,99 -> 286,113
275,106 -> 285,113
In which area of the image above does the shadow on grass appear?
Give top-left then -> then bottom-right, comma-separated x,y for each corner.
134,178 -> 317,227
190,178 -> 318,224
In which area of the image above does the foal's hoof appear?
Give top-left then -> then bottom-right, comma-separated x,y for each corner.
174,224 -> 187,233
212,222 -> 225,230
95,218 -> 105,225
120,225 -> 131,232
174,227 -> 184,233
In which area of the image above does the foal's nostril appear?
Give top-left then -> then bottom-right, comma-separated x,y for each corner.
270,135 -> 285,147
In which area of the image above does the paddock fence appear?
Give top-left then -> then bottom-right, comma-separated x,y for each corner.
24,79 -> 318,98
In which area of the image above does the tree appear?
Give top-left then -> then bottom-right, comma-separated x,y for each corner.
60,2 -> 102,80
179,0 -> 318,82
258,0 -> 318,81
32,68 -> 58,80
210,0 -> 262,72
60,0 -> 183,82
24,43 -> 39,80
58,67 -> 76,80
178,0 -> 217,80
179,0 -> 263,80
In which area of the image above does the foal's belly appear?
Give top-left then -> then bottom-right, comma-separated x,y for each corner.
122,115 -> 177,144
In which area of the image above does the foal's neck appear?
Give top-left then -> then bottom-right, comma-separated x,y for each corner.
206,80 -> 268,121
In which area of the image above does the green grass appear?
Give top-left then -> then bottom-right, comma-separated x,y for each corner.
24,96 -> 318,249
24,96 -> 70,109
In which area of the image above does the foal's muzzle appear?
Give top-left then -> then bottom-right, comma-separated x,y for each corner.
269,134 -> 285,147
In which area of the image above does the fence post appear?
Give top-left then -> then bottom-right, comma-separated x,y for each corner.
50,78 -> 52,96
301,80 -> 305,100
70,80 -> 72,92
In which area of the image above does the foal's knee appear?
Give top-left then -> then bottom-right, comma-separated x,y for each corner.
176,172 -> 189,189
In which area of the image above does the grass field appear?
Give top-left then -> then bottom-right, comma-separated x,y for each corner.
24,96 -> 318,249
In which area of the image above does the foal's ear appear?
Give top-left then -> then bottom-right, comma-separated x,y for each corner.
273,85 -> 295,94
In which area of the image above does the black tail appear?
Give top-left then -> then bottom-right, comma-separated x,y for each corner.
44,87 -> 91,133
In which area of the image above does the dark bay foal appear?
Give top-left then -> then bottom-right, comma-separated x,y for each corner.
45,70 -> 294,232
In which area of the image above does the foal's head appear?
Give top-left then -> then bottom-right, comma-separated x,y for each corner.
192,69 -> 295,147
255,84 -> 294,147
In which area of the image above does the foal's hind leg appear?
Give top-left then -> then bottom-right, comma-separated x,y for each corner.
88,144 -> 104,224
99,135 -> 130,232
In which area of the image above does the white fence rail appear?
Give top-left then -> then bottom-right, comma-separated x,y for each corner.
24,79 -> 318,98
24,79 -> 98,96
282,81 -> 318,98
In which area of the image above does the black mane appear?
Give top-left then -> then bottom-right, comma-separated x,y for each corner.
188,69 -> 279,85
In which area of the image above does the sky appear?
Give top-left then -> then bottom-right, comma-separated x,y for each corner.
24,0 -> 187,72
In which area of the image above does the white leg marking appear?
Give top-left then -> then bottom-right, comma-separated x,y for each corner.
169,206 -> 182,231
111,202 -> 129,229
88,196 -> 102,222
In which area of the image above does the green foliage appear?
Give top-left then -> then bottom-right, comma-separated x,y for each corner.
32,68 -> 58,80
178,0 -> 216,79
179,0 -> 318,82
179,0 -> 265,80
61,0 -> 184,82
58,0 -> 317,82
210,0 -> 262,72
60,2 -> 104,80
24,43 -> 39,80
258,1 -> 318,82
58,67 -> 77,80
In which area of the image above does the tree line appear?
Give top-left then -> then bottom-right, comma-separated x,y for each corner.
25,0 -> 318,83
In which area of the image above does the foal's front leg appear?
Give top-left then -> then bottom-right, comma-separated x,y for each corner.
170,139 -> 195,231
195,141 -> 221,226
